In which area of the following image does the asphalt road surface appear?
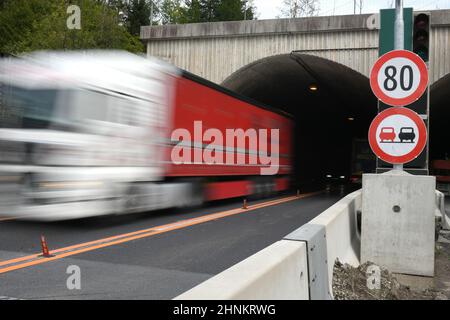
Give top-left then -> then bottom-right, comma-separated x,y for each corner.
0,190 -> 348,300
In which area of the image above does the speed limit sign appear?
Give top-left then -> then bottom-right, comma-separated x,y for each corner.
370,50 -> 429,107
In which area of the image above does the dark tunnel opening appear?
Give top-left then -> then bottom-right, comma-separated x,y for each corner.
430,73 -> 450,161
222,54 -> 378,188
222,53 -> 449,188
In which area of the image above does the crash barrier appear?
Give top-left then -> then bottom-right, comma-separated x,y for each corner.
436,191 -> 450,230
175,190 -> 362,300
175,240 -> 309,300
176,189 -> 445,300
286,190 -> 362,299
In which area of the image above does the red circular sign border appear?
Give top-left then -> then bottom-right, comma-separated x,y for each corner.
370,50 -> 429,107
368,107 -> 427,164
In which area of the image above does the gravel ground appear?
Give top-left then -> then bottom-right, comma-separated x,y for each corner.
332,256 -> 449,300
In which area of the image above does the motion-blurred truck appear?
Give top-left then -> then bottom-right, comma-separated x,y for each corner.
0,51 -> 292,220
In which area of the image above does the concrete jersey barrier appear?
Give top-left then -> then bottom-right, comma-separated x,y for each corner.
175,240 -> 309,300
176,190 -> 362,300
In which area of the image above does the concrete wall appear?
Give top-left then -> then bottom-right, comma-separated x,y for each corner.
142,11 -> 450,84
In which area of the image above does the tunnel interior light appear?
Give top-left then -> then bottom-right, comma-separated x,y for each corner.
308,84 -> 318,92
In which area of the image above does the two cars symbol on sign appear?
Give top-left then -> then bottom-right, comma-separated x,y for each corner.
379,127 -> 416,143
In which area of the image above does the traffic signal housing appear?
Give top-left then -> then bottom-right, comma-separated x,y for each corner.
413,13 -> 430,63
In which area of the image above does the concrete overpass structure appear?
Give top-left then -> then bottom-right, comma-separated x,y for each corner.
141,10 -> 450,85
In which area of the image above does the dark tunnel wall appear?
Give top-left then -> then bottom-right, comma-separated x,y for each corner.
430,73 -> 450,161
222,54 -> 378,187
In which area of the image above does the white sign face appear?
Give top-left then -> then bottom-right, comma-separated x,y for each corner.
370,50 -> 428,107
369,107 -> 427,164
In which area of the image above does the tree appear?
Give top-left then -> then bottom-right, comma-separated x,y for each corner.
199,0 -> 220,22
106,0 -> 257,29
216,0 -> 255,21
0,0 -> 144,55
126,0 -> 151,35
279,0 -> 319,18
182,0 -> 202,23
160,0 -> 186,24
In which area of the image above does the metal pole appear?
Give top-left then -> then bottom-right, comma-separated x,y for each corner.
150,1 -> 153,26
394,0 -> 404,50
393,0 -> 404,171
244,1 -> 247,20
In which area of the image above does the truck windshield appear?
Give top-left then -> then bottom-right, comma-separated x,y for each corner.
0,85 -> 109,130
0,86 -> 59,129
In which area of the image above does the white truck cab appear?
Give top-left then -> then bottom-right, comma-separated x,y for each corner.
0,51 -> 180,220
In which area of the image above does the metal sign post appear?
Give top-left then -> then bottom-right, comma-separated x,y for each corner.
393,0 -> 404,171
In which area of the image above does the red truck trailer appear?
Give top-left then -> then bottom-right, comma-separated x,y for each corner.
164,71 -> 293,201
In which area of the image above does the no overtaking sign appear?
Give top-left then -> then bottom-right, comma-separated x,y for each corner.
368,107 -> 427,164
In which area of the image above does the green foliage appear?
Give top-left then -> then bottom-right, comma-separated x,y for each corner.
197,0 -> 255,23
157,0 -> 256,25
160,0 -> 186,25
199,0 -> 220,22
0,0 -> 144,55
126,0 -> 151,35
181,0 -> 202,23
216,0 -> 254,21
0,0 -> 257,56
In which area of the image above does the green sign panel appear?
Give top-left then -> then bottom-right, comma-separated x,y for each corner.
379,8 -> 413,56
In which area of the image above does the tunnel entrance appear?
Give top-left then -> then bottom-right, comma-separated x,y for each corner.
222,53 -> 378,188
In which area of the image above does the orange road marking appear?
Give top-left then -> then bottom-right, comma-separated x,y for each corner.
0,191 -> 321,274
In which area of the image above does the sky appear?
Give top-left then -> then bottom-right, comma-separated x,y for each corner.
254,0 -> 450,20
